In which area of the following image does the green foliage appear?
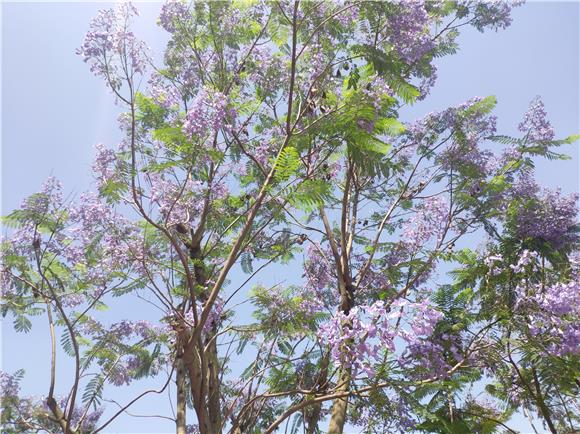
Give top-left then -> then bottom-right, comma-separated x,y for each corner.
136,92 -> 167,128
287,179 -> 334,212
82,374 -> 105,409
273,146 -> 300,182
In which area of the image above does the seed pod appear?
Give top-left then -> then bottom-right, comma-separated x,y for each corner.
175,223 -> 189,235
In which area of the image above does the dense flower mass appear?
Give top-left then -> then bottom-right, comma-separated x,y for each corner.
516,280 -> 580,357
318,299 -> 444,378
401,97 -> 498,176
92,143 -> 120,188
10,1 -> 580,433
510,175 -> 578,248
183,88 -> 234,138
76,3 -> 148,90
0,370 -> 104,432
402,196 -> 449,252
159,0 -> 190,33
387,1 -> 434,63
469,0 -> 525,31
518,96 -> 555,142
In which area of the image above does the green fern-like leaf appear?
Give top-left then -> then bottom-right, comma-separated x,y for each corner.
273,146 -> 300,182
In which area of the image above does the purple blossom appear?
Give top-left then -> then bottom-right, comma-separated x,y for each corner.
362,75 -> 394,111
148,73 -> 181,110
509,249 -> 538,273
518,96 -> 555,142
318,298 -> 443,378
183,88 -> 235,138
513,186 -> 578,248
0,370 -> 21,397
249,45 -> 287,97
387,1 -> 434,63
92,143 -> 119,188
401,98 -> 497,174
484,253 -> 504,275
516,280 -> 580,357
193,297 -> 225,336
469,0 -> 525,32
21,176 -> 63,215
108,319 -> 165,340
149,173 -> 205,226
159,0 -> 190,33
401,196 -> 449,252
77,3 -> 149,91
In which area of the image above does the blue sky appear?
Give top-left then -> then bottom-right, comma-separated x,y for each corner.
1,1 -> 578,433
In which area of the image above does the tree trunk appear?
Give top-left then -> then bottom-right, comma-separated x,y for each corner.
184,344 -> 210,434
531,367 -> 558,434
305,352 -> 329,434
175,353 -> 187,434
327,367 -> 351,434
206,338 -> 222,433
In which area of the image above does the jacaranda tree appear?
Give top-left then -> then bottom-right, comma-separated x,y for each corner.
2,1 -> 578,433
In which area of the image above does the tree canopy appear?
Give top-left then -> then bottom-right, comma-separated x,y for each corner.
1,1 -> 578,433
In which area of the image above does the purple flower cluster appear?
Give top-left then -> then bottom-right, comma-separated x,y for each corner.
518,96 -> 555,142
398,332 -> 464,380
513,184 -> 578,248
387,1 -> 434,63
401,98 -> 497,175
77,3 -> 148,90
56,397 -> 105,431
9,177 -> 64,256
509,249 -> 538,273
303,244 -> 335,304
302,1 -> 359,29
249,46 -> 287,98
21,176 -> 63,216
92,143 -> 120,188
0,370 -> 20,397
0,370 -> 104,432
317,298 -> 443,378
183,88 -> 235,138
362,75 -> 394,112
67,193 -> 147,285
149,173 -> 205,226
517,280 -> 580,357
148,73 -> 181,110
191,297 -> 225,336
484,253 -> 503,276
109,354 -> 166,386
3,178 -> 156,307
108,319 -> 166,340
159,0 -> 190,33
401,196 -> 449,253
469,0 -> 525,32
